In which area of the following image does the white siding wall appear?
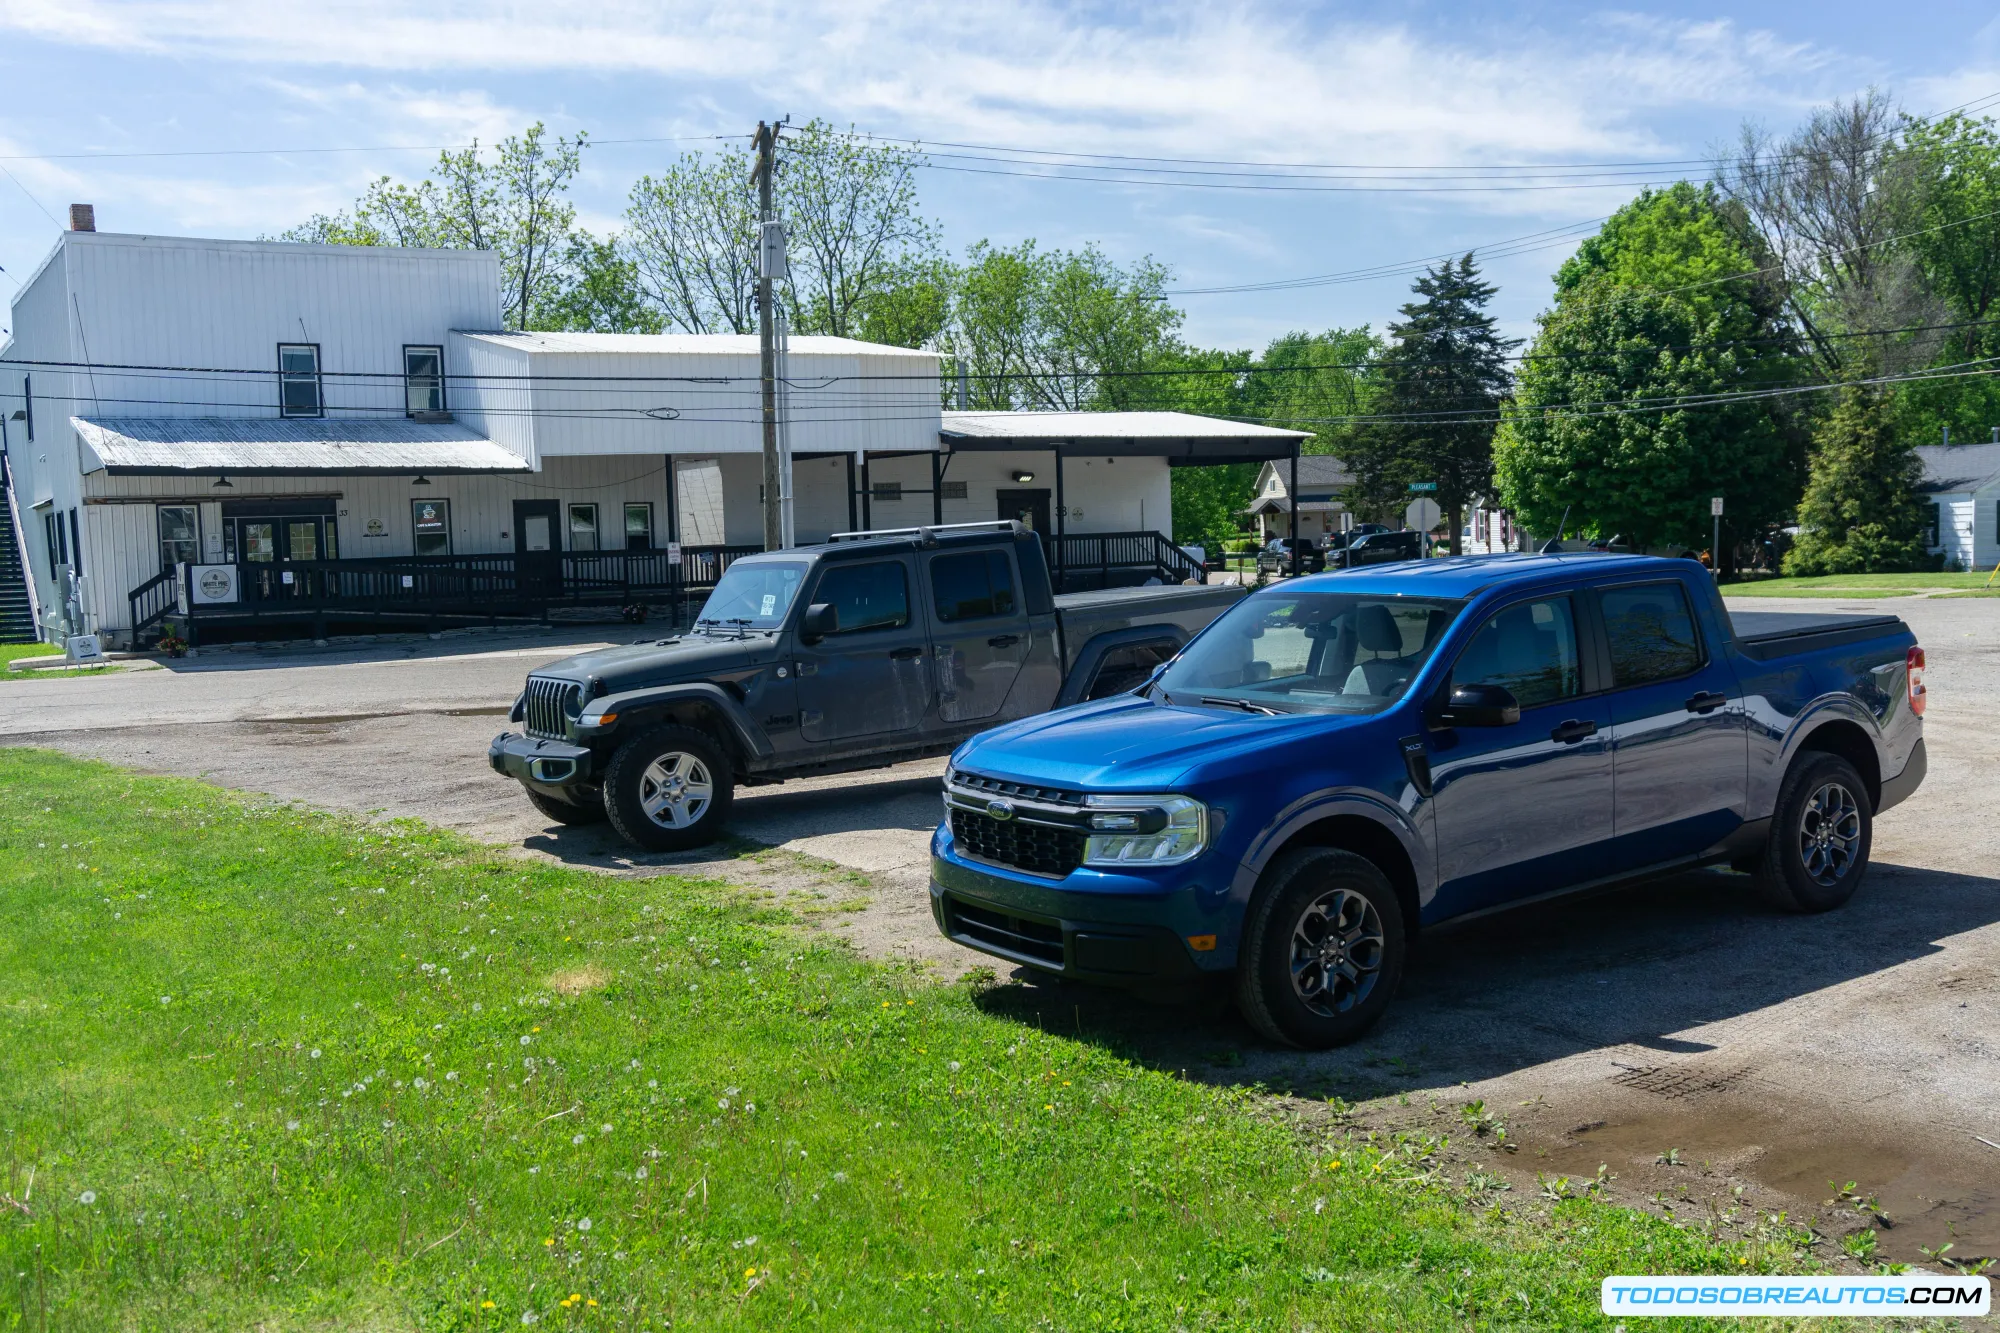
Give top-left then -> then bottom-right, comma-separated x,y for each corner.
3,244 -> 83,632
1969,490 -> 1999,571
860,451 -> 1171,535
1934,494 -> 1977,571
450,337 -> 535,464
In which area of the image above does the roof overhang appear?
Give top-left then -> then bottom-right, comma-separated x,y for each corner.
940,410 -> 1309,466
72,416 -> 533,476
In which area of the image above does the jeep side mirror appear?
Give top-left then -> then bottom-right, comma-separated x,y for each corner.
1445,682 -> 1521,727
799,603 -> 838,643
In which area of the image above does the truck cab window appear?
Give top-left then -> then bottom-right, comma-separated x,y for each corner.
930,550 -> 1016,621
1450,597 -> 1579,708
1601,583 -> 1703,686
813,561 -> 910,633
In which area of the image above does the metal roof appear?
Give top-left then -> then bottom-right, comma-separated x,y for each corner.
1244,497 -> 1348,514
1916,442 -> 2000,493
72,416 -> 532,476
940,410 -> 1310,464
1257,454 -> 1354,488
458,330 -> 939,360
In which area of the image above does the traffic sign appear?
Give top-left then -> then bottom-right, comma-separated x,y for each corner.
1405,498 -> 1442,532
1408,481 -> 1438,493
1711,496 -> 1725,516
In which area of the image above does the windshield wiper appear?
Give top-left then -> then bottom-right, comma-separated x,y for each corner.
1200,695 -> 1282,716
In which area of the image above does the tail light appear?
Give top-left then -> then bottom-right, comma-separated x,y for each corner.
1907,646 -> 1926,716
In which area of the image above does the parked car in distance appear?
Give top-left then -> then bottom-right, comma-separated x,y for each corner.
1329,529 -> 1426,568
1255,537 -> 1327,576
929,554 -> 1925,1048
490,521 -> 1244,851
1327,523 -> 1391,552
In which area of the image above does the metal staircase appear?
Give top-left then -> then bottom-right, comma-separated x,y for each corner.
0,451 -> 39,644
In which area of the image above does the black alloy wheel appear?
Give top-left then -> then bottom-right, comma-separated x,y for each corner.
1237,847 -> 1407,1048
1755,751 -> 1874,913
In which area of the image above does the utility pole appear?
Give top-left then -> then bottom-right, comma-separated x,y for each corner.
754,120 -> 783,551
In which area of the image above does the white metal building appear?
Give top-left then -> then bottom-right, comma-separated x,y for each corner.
1916,441 -> 2000,571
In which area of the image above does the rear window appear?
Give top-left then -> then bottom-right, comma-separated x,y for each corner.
1601,582 -> 1704,685
930,550 -> 1017,622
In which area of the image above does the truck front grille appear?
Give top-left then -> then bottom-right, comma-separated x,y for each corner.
947,899 -> 1064,967
949,808 -> 1085,878
525,677 -> 581,740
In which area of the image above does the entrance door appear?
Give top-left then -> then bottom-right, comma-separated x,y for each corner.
924,545 -> 1030,726
793,556 -> 932,744
1428,594 -> 1616,917
513,499 -> 562,603
996,489 -> 1051,535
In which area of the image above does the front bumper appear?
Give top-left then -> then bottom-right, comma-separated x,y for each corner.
929,825 -> 1232,986
488,731 -> 597,787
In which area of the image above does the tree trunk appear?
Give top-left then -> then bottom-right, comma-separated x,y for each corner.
1446,502 -> 1462,556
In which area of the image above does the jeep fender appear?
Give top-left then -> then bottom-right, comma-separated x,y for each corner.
584,682 -> 775,763
1055,624 -> 1191,709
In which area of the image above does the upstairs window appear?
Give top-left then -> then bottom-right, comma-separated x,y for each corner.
405,345 -> 445,415
278,344 -> 322,417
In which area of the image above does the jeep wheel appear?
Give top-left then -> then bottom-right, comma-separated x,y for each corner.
603,725 -> 735,851
524,785 -> 606,827
1236,847 -> 1406,1049
1754,752 -> 1873,913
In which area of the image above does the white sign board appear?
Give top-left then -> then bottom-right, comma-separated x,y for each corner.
65,634 -> 104,663
666,541 -> 683,563
1711,496 -> 1725,516
1405,497 -> 1442,532
188,564 -> 239,605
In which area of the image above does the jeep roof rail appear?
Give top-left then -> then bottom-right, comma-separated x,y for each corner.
827,519 -> 1026,546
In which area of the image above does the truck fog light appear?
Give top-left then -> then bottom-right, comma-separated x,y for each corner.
1082,795 -> 1207,868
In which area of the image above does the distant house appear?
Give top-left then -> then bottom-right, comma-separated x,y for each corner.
1916,441 -> 2000,570
1242,455 -> 1354,541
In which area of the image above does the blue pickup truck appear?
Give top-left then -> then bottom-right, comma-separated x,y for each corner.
929,555 -> 1927,1048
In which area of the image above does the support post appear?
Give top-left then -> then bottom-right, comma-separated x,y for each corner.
931,451 -> 943,526
861,453 -> 873,531
1053,445 -> 1066,593
1289,442 -> 1300,578
754,120 -> 783,552
847,452 -> 858,532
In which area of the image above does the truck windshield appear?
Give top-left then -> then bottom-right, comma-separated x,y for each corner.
695,559 -> 810,630
1156,590 -> 1461,715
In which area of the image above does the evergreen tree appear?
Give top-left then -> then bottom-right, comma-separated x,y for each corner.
1783,383 -> 1939,574
1345,256 -> 1514,554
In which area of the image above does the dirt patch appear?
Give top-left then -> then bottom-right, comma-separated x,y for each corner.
545,963 -> 611,995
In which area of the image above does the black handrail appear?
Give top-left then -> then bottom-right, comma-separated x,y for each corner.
129,567 -> 179,641
1047,531 -> 1204,592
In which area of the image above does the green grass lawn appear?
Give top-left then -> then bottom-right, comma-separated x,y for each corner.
1723,571 -> 2000,598
0,643 -> 66,670
1,751 -> 1789,1330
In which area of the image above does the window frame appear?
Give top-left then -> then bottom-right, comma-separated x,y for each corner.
1587,579 -> 1710,693
623,502 -> 653,551
566,502 -> 600,553
411,497 -> 453,557
156,504 -> 200,572
403,344 -> 446,416
808,558 -> 912,635
1445,591 -> 1592,711
277,343 -> 324,418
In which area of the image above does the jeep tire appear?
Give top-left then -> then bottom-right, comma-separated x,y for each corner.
1236,847 -> 1406,1049
603,725 -> 736,852
525,785 -> 606,827
1754,751 -> 1873,913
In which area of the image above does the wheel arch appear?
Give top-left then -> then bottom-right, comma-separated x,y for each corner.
1791,717 -> 1881,810
590,683 -> 774,773
1240,801 -> 1425,939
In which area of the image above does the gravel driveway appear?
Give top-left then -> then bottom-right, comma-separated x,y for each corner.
4,599 -> 1996,1260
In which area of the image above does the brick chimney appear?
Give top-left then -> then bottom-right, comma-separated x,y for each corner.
68,204 -> 95,232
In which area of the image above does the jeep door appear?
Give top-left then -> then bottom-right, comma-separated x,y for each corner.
924,546 -> 1032,728
794,556 -> 933,743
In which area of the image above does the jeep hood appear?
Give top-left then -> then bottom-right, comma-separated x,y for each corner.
532,635 -> 769,694
954,695 -> 1363,790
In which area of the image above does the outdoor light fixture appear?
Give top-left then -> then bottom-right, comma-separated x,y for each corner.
412,474 -> 433,486
212,473 -> 234,488
1011,469 -> 1035,484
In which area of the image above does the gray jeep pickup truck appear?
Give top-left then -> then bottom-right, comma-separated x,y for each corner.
490,521 -> 1244,851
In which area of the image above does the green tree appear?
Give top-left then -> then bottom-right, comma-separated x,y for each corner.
1496,184 -> 1803,559
1346,256 -> 1513,553
777,121 -> 939,338
623,143 -> 761,334
543,234 -> 662,334
1784,383 -> 1938,574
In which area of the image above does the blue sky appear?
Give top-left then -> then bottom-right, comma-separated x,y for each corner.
2,1 -> 1997,351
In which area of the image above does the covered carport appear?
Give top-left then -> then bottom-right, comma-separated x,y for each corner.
938,411 -> 1315,580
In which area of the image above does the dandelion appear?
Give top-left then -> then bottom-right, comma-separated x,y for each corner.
544,1236 -> 555,1247
528,1166 -> 540,1175
572,1133 -> 586,1145
383,1119 -> 394,1129
481,1300 -> 496,1310
948,1061 -> 962,1072
635,1166 -> 648,1180
79,1191 -> 97,1205
446,1071 -> 459,1082
577,1217 -> 592,1232
159,995 -> 171,1006
286,1121 -> 300,1132
600,1123 -> 613,1134
647,1079 -> 657,1089
520,1035 -> 533,1046
521,1314 -> 538,1325
745,1103 -> 755,1113
310,1049 -> 321,1059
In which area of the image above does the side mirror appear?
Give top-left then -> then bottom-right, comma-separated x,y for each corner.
798,603 -> 838,643
1445,682 -> 1521,727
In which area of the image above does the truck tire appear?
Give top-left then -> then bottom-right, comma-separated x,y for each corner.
1235,847 -> 1406,1049
524,785 -> 605,827
602,725 -> 736,852
1753,751 -> 1873,913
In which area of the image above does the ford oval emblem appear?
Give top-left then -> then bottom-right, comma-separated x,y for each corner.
986,799 -> 1016,822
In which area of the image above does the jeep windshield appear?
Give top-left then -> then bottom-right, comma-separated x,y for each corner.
1154,590 -> 1461,715
693,559 -> 810,631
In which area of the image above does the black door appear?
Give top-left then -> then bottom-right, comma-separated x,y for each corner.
1428,594 -> 1615,917
794,556 -> 933,743
924,545 -> 1031,726
996,489 -> 1051,536
513,499 -> 562,603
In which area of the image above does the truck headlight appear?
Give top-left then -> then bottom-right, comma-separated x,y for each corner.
1082,795 -> 1207,867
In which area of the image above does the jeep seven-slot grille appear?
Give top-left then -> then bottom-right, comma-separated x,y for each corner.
525,677 -> 582,739
948,899 -> 1064,967
949,807 -> 1086,878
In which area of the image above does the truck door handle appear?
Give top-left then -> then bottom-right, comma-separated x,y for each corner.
1550,719 -> 1598,744
987,633 -> 1021,648
1685,691 -> 1728,714
890,646 -> 924,661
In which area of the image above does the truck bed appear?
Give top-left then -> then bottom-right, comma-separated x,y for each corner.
1052,583 -> 1243,617
1726,609 -> 1908,661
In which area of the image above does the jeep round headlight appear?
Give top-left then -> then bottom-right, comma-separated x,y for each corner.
1082,794 -> 1207,867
